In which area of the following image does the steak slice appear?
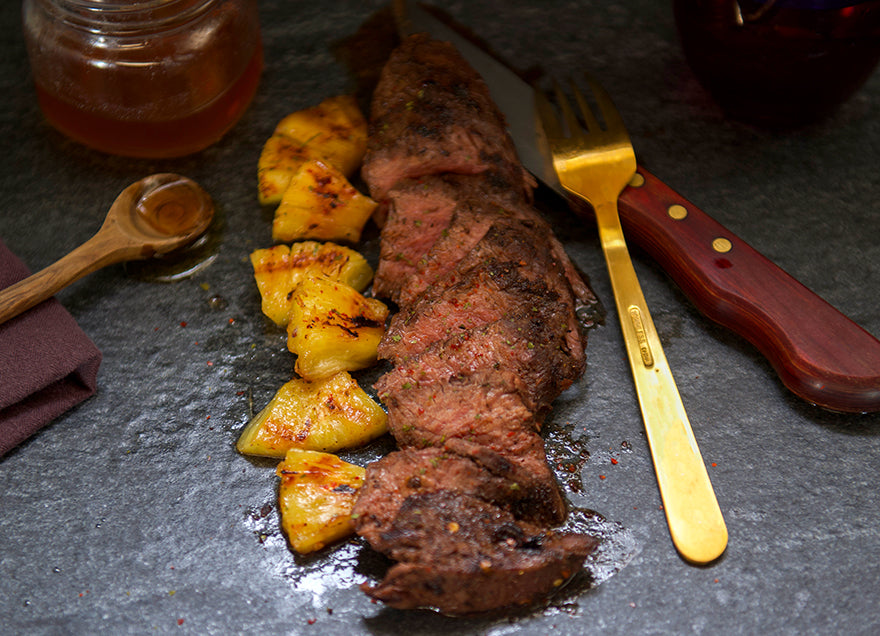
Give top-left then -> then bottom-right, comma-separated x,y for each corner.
395,197 -> 534,307
353,447 -> 564,533
362,34 -> 533,201
372,176 -> 458,301
357,490 -> 597,615
377,306 -> 582,414
379,219 -> 586,367
374,371 -> 565,525
372,172 -> 522,303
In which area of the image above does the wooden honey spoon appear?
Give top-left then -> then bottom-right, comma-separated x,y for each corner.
0,174 -> 214,326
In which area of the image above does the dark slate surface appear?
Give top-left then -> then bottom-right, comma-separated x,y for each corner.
2,1 -> 879,634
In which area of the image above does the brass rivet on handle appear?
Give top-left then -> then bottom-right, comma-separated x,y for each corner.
629,172 -> 645,187
712,237 -> 733,253
668,204 -> 688,220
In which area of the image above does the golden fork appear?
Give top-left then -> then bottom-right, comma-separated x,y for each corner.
536,76 -> 727,564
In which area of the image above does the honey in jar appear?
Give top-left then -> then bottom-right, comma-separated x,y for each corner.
22,0 -> 263,158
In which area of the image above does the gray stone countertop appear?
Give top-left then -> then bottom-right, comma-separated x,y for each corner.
1,1 -> 879,634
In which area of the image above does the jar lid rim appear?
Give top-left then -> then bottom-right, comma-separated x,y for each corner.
37,0 -> 220,30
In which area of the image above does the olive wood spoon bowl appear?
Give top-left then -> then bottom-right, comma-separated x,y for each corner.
0,174 -> 214,326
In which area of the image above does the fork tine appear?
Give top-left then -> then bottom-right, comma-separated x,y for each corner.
569,81 -> 602,134
534,86 -> 564,139
581,71 -> 627,133
552,80 -> 585,140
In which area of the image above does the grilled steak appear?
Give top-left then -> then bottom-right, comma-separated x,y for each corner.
353,33 -> 601,614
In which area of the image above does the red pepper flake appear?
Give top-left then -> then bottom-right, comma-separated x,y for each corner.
610,458 -> 618,465
236,391 -> 246,396
177,619 -> 185,626
180,321 -> 187,327
599,475 -> 606,480
713,578 -> 719,584
307,618 -> 317,625
711,462 -> 717,467
228,318 -> 235,324
206,361 -> 213,366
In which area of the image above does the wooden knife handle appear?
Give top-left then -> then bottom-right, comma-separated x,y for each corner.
611,167 -> 880,414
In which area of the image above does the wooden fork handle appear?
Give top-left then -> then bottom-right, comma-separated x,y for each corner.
612,167 -> 880,414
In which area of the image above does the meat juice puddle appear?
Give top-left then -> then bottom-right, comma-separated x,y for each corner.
544,426 -> 641,600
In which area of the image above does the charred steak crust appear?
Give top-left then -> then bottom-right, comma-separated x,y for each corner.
362,33 -> 533,202
354,34 -> 599,614
356,490 -> 597,615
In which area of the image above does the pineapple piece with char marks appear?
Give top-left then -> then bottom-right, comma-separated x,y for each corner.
250,242 -> 373,327
236,371 -> 387,457
258,94 -> 367,205
273,159 -> 377,244
287,275 -> 389,380
276,449 -> 365,554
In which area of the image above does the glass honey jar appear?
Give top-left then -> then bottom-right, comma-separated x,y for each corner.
22,0 -> 263,158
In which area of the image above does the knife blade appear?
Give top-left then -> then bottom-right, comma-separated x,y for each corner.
393,0 -> 880,414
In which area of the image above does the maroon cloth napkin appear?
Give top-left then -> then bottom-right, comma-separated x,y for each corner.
0,239 -> 102,457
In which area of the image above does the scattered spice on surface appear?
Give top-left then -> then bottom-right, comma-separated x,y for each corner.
610,458 -> 618,465
180,321 -> 187,327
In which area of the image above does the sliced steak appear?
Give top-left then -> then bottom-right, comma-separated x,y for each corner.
362,33 -> 532,201
357,489 -> 597,615
354,34 -> 602,615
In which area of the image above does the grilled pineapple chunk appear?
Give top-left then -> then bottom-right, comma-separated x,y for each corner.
273,95 -> 367,177
287,275 -> 389,380
236,371 -> 388,457
272,159 -> 377,244
257,95 -> 368,206
276,449 -> 365,554
250,242 -> 373,326
257,134 -> 325,206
